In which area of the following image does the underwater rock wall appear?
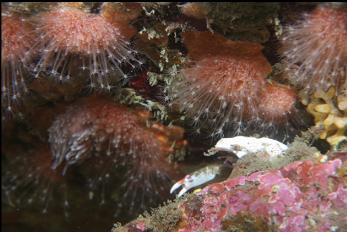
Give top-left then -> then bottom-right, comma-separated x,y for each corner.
1,2 -> 346,232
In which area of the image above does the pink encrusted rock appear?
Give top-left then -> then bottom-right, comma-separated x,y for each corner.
179,159 -> 346,232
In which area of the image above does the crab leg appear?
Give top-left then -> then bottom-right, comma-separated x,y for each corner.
170,164 -> 222,197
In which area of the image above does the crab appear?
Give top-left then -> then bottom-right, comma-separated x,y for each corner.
170,136 -> 288,197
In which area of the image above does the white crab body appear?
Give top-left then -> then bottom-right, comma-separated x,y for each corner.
213,136 -> 288,159
171,136 -> 288,197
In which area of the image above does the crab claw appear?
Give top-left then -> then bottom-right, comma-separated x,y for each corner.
170,179 -> 184,194
170,164 -> 222,197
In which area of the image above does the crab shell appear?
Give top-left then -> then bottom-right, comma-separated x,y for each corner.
171,136 -> 288,197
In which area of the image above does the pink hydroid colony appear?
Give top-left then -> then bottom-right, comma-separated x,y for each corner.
33,5 -> 141,89
2,146 -> 70,216
281,5 -> 347,93
171,31 -> 303,139
48,96 -> 185,216
1,14 -> 34,116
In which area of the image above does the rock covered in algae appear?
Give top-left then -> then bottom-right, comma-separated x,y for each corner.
179,3 -> 280,43
113,156 -> 347,232
208,3 -> 280,43
228,139 -> 321,179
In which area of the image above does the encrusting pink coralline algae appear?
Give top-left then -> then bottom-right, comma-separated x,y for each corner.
118,158 -> 346,232
178,158 -> 346,232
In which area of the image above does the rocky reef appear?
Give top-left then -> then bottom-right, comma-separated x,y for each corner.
2,2 -> 346,232
113,153 -> 347,232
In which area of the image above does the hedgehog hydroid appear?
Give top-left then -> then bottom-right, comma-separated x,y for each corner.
33,5 -> 142,90
2,146 -> 70,216
172,55 -> 267,136
1,14 -> 34,116
281,5 -> 347,93
170,31 -> 302,139
48,96 -> 185,217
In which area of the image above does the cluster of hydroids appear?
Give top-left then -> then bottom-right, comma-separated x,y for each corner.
2,2 -> 180,220
169,31 -> 306,140
2,3 -> 141,117
3,96 -> 186,218
1,2 -> 346,231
